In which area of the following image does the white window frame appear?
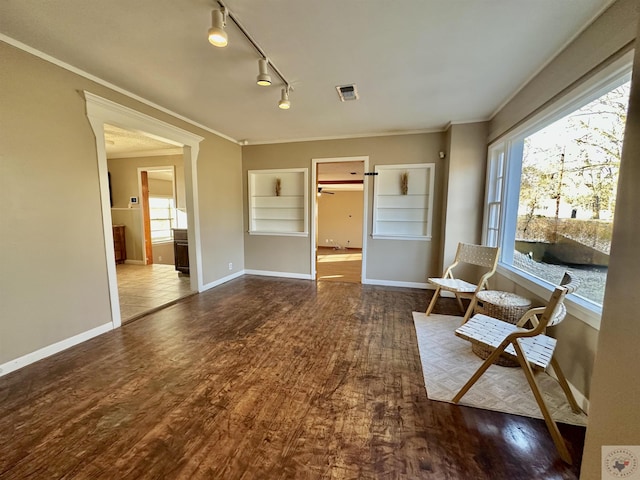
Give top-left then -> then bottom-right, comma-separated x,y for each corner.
483,53 -> 633,331
149,195 -> 176,244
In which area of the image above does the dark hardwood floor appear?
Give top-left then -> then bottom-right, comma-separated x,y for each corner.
0,276 -> 585,479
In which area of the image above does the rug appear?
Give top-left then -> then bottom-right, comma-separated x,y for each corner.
412,312 -> 588,426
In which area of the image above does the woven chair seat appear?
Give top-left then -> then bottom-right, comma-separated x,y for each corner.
456,314 -> 557,369
451,273 -> 581,465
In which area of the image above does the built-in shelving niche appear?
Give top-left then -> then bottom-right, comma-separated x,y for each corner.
248,168 -> 308,236
372,163 -> 435,240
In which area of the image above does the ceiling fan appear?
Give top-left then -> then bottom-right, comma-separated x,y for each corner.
317,187 -> 335,195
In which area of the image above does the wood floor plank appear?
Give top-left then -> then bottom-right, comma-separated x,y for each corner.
0,276 -> 585,479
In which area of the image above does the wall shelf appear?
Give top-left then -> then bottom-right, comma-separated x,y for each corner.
372,163 -> 435,240
248,168 -> 308,236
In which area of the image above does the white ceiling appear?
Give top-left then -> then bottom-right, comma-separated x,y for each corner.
0,0 -> 612,145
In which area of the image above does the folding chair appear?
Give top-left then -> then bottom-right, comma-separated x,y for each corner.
425,243 -> 500,323
452,273 -> 581,464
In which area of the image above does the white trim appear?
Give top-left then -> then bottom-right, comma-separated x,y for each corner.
0,323 -> 113,377
107,148 -> 183,159
443,118 -> 492,130
247,129 -> 444,146
248,232 -> 309,237
200,270 -> 245,291
0,34 -> 238,145
311,156 -> 369,282
244,269 -> 313,280
124,259 -> 145,265
362,279 -> 429,289
371,235 -> 432,241
85,92 -> 204,326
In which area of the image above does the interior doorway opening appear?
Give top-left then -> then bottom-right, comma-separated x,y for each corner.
312,157 -> 368,284
85,91 -> 204,329
105,125 -> 193,323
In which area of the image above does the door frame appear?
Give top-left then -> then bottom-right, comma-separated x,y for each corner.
85,92 -> 203,328
137,166 -> 177,265
311,156 -> 369,281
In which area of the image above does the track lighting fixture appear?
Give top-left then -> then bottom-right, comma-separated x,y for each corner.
256,58 -> 272,86
208,1 -> 293,109
278,87 -> 291,110
208,8 -> 228,47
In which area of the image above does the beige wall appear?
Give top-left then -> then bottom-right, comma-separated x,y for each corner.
441,122 -> 489,274
581,16 -> 640,479
0,41 -> 244,366
151,241 -> 174,265
318,190 -> 363,249
108,155 -> 186,209
242,133 -> 447,283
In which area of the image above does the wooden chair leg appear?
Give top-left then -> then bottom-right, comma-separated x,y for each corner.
425,287 -> 441,316
513,342 -> 572,464
462,296 -> 478,324
452,341 -> 509,404
549,357 -> 581,413
454,293 -> 465,313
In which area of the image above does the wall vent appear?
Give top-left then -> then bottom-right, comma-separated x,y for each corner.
336,84 -> 359,102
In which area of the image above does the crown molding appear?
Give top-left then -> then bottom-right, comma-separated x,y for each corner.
0,34 -> 240,145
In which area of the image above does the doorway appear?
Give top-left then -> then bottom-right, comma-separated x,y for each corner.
85,91 -> 204,328
106,128 -> 193,322
312,157 -> 368,283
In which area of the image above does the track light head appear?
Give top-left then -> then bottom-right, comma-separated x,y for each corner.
256,58 -> 272,86
278,87 -> 291,110
208,9 -> 228,47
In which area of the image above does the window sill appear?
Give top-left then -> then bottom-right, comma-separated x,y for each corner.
496,263 -> 602,331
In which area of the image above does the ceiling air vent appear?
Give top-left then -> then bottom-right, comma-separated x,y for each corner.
336,84 -> 359,102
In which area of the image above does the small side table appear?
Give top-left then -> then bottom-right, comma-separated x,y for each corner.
472,290 -> 532,367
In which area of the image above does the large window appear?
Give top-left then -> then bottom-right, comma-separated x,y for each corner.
485,68 -> 631,317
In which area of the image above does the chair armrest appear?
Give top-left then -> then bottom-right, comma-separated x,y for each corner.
515,307 -> 546,328
475,267 -> 499,292
443,261 -> 459,279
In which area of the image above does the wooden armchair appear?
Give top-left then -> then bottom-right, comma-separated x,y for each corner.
425,243 -> 500,323
452,273 -> 581,464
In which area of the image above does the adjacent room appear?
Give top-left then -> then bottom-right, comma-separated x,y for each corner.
1,1 -> 639,479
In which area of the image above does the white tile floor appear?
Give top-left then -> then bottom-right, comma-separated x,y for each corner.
116,263 -> 193,322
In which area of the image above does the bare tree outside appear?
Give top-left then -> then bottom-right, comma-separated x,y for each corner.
514,81 -> 630,304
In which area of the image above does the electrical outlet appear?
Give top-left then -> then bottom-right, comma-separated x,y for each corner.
158,255 -> 163,262
228,262 -> 233,270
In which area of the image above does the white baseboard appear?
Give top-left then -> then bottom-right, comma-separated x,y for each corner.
200,270 -> 245,292
363,279 -> 429,289
244,269 -> 313,280
0,322 -> 114,377
124,259 -> 145,265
